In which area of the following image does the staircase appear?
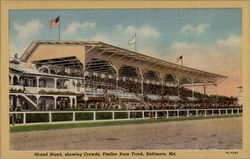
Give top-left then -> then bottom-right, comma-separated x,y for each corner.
19,94 -> 38,110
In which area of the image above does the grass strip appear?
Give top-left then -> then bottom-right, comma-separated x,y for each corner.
10,114 -> 241,133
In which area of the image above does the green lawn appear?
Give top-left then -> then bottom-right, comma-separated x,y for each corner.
10,114 -> 241,133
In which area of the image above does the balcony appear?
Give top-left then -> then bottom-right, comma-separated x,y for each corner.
10,85 -> 84,94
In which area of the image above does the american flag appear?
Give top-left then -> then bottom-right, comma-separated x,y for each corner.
50,16 -> 60,29
176,55 -> 183,63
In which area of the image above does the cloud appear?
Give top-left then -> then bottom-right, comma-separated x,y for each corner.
167,34 -> 241,96
64,22 -> 96,34
14,19 -> 43,40
216,34 -> 241,47
180,24 -> 210,35
168,37 -> 241,71
116,24 -> 160,39
91,33 -> 117,45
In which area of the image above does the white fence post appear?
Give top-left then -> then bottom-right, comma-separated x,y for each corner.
231,109 -> 233,115
142,111 -> 145,119
205,110 -> 207,116
226,109 -> 228,115
196,110 -> 198,116
49,112 -> 52,123
93,112 -> 96,121
128,111 -> 130,120
167,110 -> 169,118
23,112 -> 26,124
177,110 -> 179,118
112,111 -> 115,120
187,110 -> 189,117
237,109 -> 239,114
155,111 -> 158,119
219,109 -> 221,115
73,112 -> 75,122
211,110 -> 214,116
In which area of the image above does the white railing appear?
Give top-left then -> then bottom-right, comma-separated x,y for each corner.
10,85 -> 24,90
84,91 -> 103,97
9,108 -> 242,125
146,94 -> 162,100
24,87 -> 38,93
19,86 -> 84,94
164,96 -> 180,101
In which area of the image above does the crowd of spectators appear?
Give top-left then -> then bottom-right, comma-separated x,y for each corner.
83,74 -> 208,99
47,67 -> 209,99
78,98 -> 241,110
40,68 -> 235,111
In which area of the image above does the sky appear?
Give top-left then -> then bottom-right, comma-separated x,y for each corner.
9,9 -> 242,97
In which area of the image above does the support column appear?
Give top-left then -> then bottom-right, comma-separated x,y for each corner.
36,77 -> 40,88
36,95 -> 40,105
159,72 -> 165,97
84,72 -> 86,90
112,63 -> 121,92
10,96 -> 13,106
54,78 -> 58,89
70,97 -> 73,108
16,96 -> 20,106
141,78 -> 144,95
74,97 -> 77,108
177,80 -> 180,97
54,96 -> 57,110
161,80 -> 164,96
69,79 -> 73,90
17,75 -> 20,85
141,80 -> 144,95
203,82 -> 207,98
10,75 -> 14,85
116,74 -> 119,91
191,79 -> 194,99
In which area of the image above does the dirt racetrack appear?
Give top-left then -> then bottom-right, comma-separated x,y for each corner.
10,117 -> 242,150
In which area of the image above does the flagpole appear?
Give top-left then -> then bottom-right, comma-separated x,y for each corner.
58,14 -> 61,41
134,33 -> 137,52
181,55 -> 183,66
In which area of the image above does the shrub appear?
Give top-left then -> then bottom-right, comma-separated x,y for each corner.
52,113 -> 72,122
26,113 -> 49,123
130,112 -> 142,118
96,112 -> 112,120
75,112 -> 93,120
115,112 -> 128,119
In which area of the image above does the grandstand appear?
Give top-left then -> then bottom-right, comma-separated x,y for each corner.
9,40 -> 240,113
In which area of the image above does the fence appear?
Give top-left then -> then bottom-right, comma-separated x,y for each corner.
9,108 -> 242,125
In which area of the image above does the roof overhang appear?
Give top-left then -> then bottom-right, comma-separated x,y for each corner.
20,40 -> 227,84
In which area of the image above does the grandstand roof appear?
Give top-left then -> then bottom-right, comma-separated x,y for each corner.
20,40 -> 227,85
